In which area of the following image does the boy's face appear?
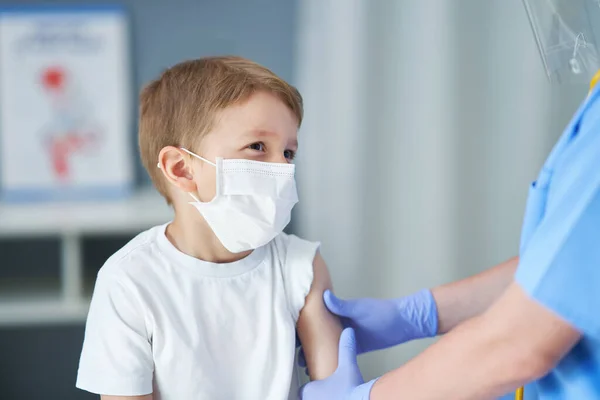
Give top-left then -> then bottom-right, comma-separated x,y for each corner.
191,90 -> 299,202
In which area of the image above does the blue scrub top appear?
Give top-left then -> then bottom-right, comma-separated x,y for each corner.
510,84 -> 600,399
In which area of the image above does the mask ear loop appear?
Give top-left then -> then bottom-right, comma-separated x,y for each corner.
156,148 -> 217,168
180,147 -> 216,167
155,148 -> 217,202
179,147 -> 217,203
189,192 -> 202,203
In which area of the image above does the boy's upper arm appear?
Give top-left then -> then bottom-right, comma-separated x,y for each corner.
101,395 -> 153,400
296,252 -> 343,380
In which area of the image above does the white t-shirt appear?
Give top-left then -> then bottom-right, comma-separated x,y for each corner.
76,223 -> 318,400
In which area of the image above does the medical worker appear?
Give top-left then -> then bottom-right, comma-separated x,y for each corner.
300,1 -> 600,399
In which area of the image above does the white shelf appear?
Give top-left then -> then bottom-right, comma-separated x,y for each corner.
0,295 -> 90,327
0,188 -> 173,237
0,188 -> 174,326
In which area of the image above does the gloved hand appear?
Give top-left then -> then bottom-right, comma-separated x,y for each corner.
298,289 -> 438,374
324,288 -> 438,354
299,328 -> 377,400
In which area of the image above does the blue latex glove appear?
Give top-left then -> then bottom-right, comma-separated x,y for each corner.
299,328 -> 377,400
298,289 -> 438,373
325,288 -> 438,354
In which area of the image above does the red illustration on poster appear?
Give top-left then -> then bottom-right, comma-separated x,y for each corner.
40,66 -> 102,182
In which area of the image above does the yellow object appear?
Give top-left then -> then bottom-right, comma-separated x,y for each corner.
515,386 -> 524,400
590,69 -> 600,92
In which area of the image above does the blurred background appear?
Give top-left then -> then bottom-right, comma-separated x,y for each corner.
0,0 -> 588,399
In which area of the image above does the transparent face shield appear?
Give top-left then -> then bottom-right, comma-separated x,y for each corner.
523,0 -> 600,84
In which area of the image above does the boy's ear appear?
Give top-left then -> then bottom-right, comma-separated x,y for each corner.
158,146 -> 197,192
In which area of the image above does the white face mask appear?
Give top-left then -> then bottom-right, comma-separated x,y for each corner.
181,148 -> 298,253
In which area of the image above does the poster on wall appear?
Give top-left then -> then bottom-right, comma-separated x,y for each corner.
0,6 -> 133,202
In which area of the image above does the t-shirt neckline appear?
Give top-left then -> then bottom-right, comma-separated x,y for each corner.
155,223 -> 266,278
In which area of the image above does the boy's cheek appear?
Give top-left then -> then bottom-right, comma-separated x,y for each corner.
194,172 -> 217,202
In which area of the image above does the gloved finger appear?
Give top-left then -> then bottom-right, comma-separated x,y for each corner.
298,382 -> 308,399
337,327 -> 358,367
323,289 -> 352,317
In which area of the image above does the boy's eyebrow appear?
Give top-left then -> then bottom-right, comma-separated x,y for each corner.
244,129 -> 298,149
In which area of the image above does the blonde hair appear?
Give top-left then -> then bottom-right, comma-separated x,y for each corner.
138,56 -> 303,203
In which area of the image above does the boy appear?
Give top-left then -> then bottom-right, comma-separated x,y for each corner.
76,56 -> 342,399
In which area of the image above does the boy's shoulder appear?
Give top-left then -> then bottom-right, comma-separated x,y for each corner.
271,232 -> 318,253
98,224 -> 164,279
270,232 -> 321,266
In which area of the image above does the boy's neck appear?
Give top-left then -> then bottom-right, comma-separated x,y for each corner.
166,209 -> 252,264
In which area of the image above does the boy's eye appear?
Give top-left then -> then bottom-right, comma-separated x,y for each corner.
284,150 -> 296,161
248,142 -> 265,152
247,142 -> 295,161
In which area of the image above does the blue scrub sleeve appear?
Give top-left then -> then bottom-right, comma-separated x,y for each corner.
516,182 -> 600,339
517,90 -> 600,339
